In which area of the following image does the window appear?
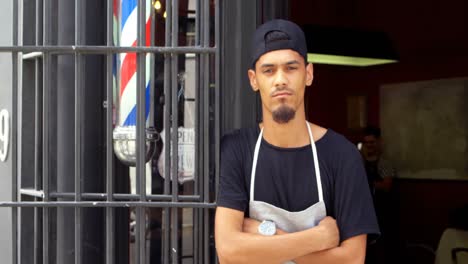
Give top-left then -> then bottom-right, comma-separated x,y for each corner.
9,0 -> 219,263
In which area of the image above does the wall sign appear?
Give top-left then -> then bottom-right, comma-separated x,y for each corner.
157,127 -> 195,184
0,109 -> 9,162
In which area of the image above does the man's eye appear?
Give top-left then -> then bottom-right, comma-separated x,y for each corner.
263,69 -> 273,74
287,66 -> 297,71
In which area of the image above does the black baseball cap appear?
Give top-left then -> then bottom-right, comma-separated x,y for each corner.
250,19 -> 308,69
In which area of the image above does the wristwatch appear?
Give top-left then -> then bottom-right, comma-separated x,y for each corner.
258,220 -> 276,236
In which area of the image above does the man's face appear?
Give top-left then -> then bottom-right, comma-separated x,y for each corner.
248,49 -> 313,124
363,135 -> 380,155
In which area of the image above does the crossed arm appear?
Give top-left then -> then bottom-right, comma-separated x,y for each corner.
215,207 -> 367,264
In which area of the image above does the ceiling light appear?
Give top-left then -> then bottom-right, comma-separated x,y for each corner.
307,53 -> 397,67
303,25 -> 398,67
154,0 -> 161,10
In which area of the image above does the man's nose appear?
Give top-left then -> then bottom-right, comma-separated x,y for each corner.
273,69 -> 288,87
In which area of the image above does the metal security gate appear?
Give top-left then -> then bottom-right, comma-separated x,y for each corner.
0,0 -> 219,263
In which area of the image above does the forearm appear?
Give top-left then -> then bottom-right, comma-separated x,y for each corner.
217,226 -> 327,264
294,238 -> 366,264
273,224 -> 365,264
294,243 -> 365,264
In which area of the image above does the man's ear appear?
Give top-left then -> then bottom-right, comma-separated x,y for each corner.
248,69 -> 258,92
305,63 -> 314,86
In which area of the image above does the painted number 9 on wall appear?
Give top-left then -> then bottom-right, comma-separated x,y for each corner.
0,109 -> 9,162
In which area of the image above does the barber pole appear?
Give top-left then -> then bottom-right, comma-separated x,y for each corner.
119,0 -> 151,126
113,0 -> 156,166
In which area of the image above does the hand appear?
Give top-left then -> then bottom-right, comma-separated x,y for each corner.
317,216 -> 340,250
242,218 -> 261,234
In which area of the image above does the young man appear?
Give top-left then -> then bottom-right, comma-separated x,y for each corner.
361,126 -> 397,264
361,126 -> 396,195
215,19 -> 379,264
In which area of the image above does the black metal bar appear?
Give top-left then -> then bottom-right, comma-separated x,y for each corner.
194,0 -> 202,198
12,1 -> 19,263
201,208 -> 210,263
214,0 -> 220,204
33,207 -> 42,264
193,1 -> 202,262
203,0 -> 211,261
136,1 -> 147,263
0,45 -> 216,54
74,1 -> 84,263
149,0 -> 156,127
33,2 -> 44,264
19,190 -> 202,201
162,0 -> 172,262
203,0 -> 210,203
193,207 -> 199,263
34,2 -> 44,262
213,2 -> 221,261
36,1 -> 44,46
136,0 -> 147,209
194,0 -> 203,262
171,0 -> 179,204
33,64 -> 43,263
195,0 -> 200,46
201,1 -> 208,194
171,0 -> 180,263
0,201 -> 216,208
197,208 -> 204,264
42,0 -> 51,262
105,0 -> 114,263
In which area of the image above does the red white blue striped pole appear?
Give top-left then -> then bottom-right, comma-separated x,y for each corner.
119,0 -> 151,126
112,0 -> 153,166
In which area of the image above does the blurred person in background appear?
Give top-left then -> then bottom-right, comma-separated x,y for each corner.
361,126 -> 398,264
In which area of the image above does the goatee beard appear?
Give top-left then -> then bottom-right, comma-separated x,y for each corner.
272,105 -> 295,124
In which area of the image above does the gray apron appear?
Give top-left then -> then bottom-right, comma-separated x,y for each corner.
249,123 -> 327,263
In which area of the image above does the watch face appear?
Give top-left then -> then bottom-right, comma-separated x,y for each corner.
259,220 -> 276,236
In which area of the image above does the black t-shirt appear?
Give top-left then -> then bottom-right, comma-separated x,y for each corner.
217,126 -> 380,242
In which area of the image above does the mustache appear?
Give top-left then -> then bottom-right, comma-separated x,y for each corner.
270,86 -> 294,97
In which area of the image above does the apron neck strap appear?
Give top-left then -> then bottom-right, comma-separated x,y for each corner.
250,128 -> 264,202
307,122 -> 324,203
250,123 -> 324,202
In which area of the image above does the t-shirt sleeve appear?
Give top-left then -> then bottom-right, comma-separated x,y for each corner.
333,142 -> 380,243
216,131 -> 249,212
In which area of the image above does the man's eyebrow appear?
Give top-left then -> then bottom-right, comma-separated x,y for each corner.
259,60 -> 300,68
259,63 -> 275,68
285,60 -> 300,65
